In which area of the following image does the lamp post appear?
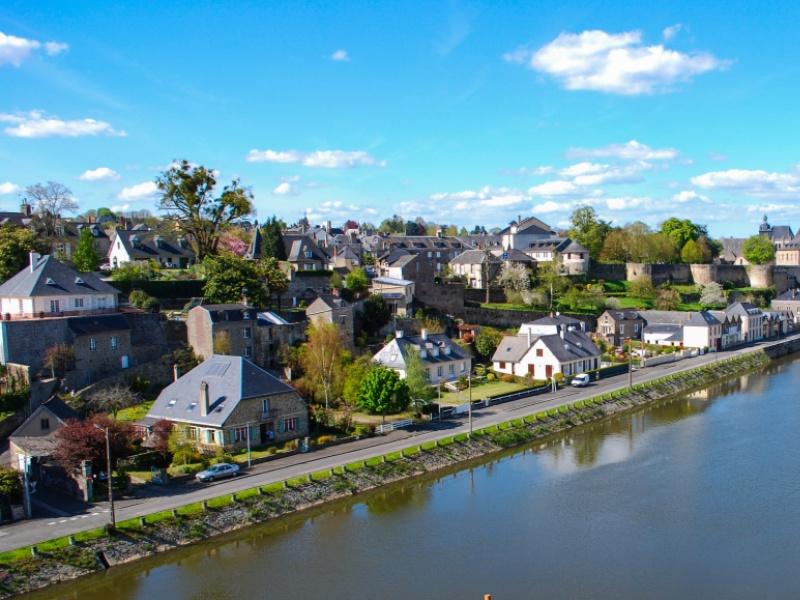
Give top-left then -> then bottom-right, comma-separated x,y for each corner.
94,424 -> 116,529
468,371 -> 473,437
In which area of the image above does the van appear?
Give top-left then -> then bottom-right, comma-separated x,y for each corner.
570,373 -> 591,387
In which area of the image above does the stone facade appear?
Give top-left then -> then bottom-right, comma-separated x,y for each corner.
224,390 -> 309,448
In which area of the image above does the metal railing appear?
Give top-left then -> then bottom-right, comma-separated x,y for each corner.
375,418 -> 414,435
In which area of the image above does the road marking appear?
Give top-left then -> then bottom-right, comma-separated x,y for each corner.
47,522 -> 55,526
90,512 -> 99,516
80,515 -> 89,519
58,520 -> 67,524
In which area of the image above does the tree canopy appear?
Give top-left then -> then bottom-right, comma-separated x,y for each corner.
357,366 -> 411,419
299,322 -> 347,409
54,415 -> 135,474
261,216 -> 286,260
403,348 -> 434,401
73,227 -> 99,272
742,235 -> 775,264
203,253 -> 266,306
345,267 -> 369,295
660,218 -> 708,249
474,327 -> 503,358
157,160 -> 254,260
0,224 -> 49,282
24,181 -> 78,237
568,206 -> 611,258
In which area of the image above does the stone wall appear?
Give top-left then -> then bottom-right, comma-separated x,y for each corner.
463,287 -> 507,304
285,273 -> 332,306
626,262 -> 692,285
457,306 -> 596,331
415,282 -> 465,314
589,263 -> 626,281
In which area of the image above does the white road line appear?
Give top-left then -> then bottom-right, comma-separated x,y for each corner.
47,522 -> 55,526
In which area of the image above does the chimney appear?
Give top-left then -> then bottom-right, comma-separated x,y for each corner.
200,381 -> 210,416
20,201 -> 31,217
241,287 -> 250,307
421,328 -> 428,340
395,330 -> 404,339
559,325 -> 565,340
527,329 -> 532,346
173,364 -> 180,382
29,252 -> 41,272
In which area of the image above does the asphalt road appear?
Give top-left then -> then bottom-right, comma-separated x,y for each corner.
1,333 -> 796,552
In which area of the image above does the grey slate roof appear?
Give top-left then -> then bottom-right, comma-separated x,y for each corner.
115,230 -> 194,261
492,335 -> 533,363
774,288 -> 800,302
246,227 -> 263,259
283,234 -> 327,262
499,216 -> 555,236
67,314 -> 130,335
490,248 -> 534,262
685,311 -> 721,326
147,355 -> 295,427
380,333 -> 470,369
644,323 -> 684,342
725,302 -> 763,317
450,250 -> 501,265
492,329 -> 600,363
602,310 -> 643,322
306,295 -> 350,316
195,304 -> 258,322
0,255 -> 118,297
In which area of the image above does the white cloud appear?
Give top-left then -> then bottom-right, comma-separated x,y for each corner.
79,167 -> 120,181
110,203 -> 130,213
0,31 -> 68,67
662,24 -> 683,41
118,181 -> 158,200
431,186 -> 526,208
246,148 -> 385,168
691,168 -> 800,198
566,140 -> 679,161
672,189 -> 710,203
528,180 -> 579,197
43,41 -> 69,56
0,182 -> 20,195
501,165 -> 554,176
532,200 -> 573,214
505,29 -> 726,95
273,182 -> 297,196
604,196 -> 651,210
0,111 -> 126,138
330,49 -> 349,61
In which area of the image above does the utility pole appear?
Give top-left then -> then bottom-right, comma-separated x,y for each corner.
247,424 -> 252,468
628,338 -> 633,389
468,371 -> 473,437
95,425 -> 116,529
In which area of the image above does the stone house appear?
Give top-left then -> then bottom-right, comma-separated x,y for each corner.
492,315 -> 600,380
0,253 -> 118,318
108,230 -> 196,269
283,234 -> 328,271
9,396 -> 78,473
146,355 -> 308,451
449,250 -> 502,289
370,276 -> 415,316
50,222 -> 111,262
186,304 -> 305,370
597,310 -> 645,346
771,288 -> 800,324
724,302 -> 765,343
372,329 -> 471,384
305,295 -> 354,345
499,216 -> 589,275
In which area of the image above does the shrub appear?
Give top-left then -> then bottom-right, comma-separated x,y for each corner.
500,373 -> 516,383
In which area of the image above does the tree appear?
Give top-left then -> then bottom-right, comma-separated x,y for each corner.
700,282 -> 726,307
0,467 -> 22,506
660,218 -> 707,250
157,160 -> 254,260
742,235 -> 775,264
403,348 -> 433,402
299,323 -> 347,409
474,327 -> 503,358
599,229 -> 628,262
345,267 -> 369,296
87,384 -> 140,418
359,295 -> 391,337
496,263 -> 530,293
54,415 -> 135,474
96,207 -> 116,219
680,239 -> 704,264
628,277 -> 656,300
73,227 -> 100,272
261,216 -> 287,260
344,219 -> 359,230
257,257 -> 289,304
535,258 -> 571,307
378,215 -> 405,234
203,253 -> 266,306
655,288 -> 681,310
357,367 -> 411,422
43,343 -> 75,378
0,224 -> 49,282
167,428 -> 200,466
404,220 -> 424,236
24,181 -> 79,236
569,206 -> 611,258
342,355 -> 374,407
150,419 -> 174,458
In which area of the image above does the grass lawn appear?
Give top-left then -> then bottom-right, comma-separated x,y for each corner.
438,379 -> 530,404
115,400 -> 154,422
611,296 -> 653,309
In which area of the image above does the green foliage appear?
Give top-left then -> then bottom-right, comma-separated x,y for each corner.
568,206 -> 611,258
342,355 -> 374,407
0,224 -> 49,282
599,222 -> 679,264
111,260 -> 162,281
699,282 -> 726,307
404,348 -> 434,402
260,216 -> 287,260
357,367 -> 411,416
680,238 -> 708,264
660,217 -> 707,249
742,235 -> 775,264
474,327 -> 503,358
257,256 -> 289,298
73,227 -> 99,272
345,267 -> 369,295
628,277 -> 656,300
157,160 -> 254,260
0,467 -> 22,504
359,294 -> 391,338
128,289 -> 159,310
654,287 -> 681,310
203,253 -> 266,306
299,323 -> 347,408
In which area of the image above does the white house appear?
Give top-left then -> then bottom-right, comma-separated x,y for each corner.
640,310 -> 741,350
725,302 -> 764,343
0,253 -> 118,318
499,217 -> 589,275
492,315 -> 600,380
372,330 -> 471,384
109,230 -> 196,269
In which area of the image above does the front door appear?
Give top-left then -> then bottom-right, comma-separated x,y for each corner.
260,422 -> 274,444
545,365 -> 553,378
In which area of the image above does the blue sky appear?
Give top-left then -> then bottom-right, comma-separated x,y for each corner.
1,0 -> 799,236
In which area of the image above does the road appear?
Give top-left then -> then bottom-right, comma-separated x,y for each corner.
0,333 -> 796,552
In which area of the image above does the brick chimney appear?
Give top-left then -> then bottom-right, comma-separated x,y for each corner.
29,252 -> 41,272
200,381 -> 210,416
173,364 -> 180,382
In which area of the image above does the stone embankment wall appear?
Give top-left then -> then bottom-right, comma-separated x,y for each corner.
458,306 -> 596,331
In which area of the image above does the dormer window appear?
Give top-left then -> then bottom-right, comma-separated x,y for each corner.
74,277 -> 85,285
46,277 -> 56,285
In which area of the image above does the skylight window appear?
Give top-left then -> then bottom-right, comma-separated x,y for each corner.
167,400 -> 176,407
74,277 -> 85,284
188,402 -> 197,410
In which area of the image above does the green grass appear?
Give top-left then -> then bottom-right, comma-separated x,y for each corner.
114,400 -> 154,422
438,380 -> 528,404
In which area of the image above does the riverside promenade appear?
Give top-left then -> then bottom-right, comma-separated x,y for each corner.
1,332 -> 799,552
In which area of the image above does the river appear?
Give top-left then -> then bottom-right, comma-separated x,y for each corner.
23,355 -> 800,599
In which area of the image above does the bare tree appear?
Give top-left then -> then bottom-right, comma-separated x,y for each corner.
43,343 -> 75,378
24,182 -> 79,236
88,384 -> 140,418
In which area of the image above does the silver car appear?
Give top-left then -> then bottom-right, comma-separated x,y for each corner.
195,462 -> 240,482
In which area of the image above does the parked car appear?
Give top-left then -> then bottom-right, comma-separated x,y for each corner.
570,373 -> 591,387
195,462 -> 240,482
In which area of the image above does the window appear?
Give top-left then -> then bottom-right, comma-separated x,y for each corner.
74,298 -> 84,308
304,250 -> 312,258
243,327 -> 251,339
460,362 -> 466,372
111,336 -> 118,350
40,418 -> 50,431
536,348 -> 543,357
262,398 -> 271,414
89,337 -> 97,351
49,300 -> 60,313
244,345 -> 252,357
527,364 -> 535,375
499,361 -> 506,369
448,364 -> 455,375
437,366 -> 443,377
234,426 -> 249,442
283,417 -> 298,432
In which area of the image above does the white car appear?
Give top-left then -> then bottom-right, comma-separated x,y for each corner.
570,373 -> 591,387
195,462 -> 240,483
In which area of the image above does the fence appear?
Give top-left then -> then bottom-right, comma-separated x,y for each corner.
375,419 -> 414,435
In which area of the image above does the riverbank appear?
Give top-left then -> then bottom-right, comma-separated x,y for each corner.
0,348 -> 778,598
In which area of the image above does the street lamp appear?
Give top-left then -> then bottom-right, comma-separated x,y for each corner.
94,424 -> 116,529
468,370 -> 473,437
